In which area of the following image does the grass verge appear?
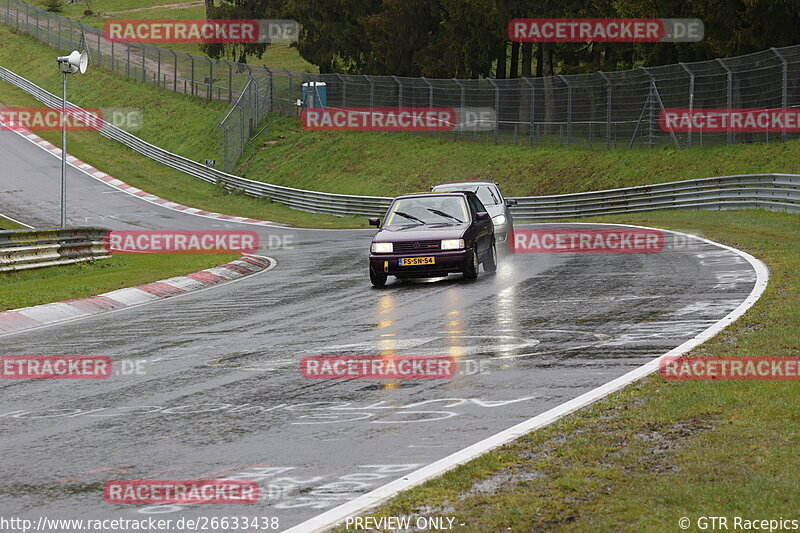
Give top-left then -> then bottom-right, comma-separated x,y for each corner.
336,209 -> 800,532
0,215 -> 27,230
0,252 -> 238,311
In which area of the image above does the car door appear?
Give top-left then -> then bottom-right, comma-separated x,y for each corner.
467,194 -> 493,257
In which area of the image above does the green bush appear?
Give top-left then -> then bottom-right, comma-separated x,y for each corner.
41,0 -> 64,13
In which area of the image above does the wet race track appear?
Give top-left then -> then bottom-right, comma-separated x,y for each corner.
0,128 -> 759,531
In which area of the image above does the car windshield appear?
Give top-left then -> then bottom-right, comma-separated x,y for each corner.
434,184 -> 500,205
385,196 -> 469,226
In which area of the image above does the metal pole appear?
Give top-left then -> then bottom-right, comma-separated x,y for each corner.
228,60 -> 233,103
61,71 -> 67,229
453,78 -> 464,137
772,48 -> 788,142
558,75 -> 572,144
336,73 -> 346,107
392,75 -> 402,109
679,62 -> 694,147
598,71 -> 612,149
141,45 -> 146,83
422,77 -> 433,108
523,77 -> 535,145
716,58 -> 733,144
487,79 -> 499,142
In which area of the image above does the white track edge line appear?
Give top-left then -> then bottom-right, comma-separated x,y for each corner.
0,211 -> 34,228
0,255 -> 277,339
284,226 -> 769,533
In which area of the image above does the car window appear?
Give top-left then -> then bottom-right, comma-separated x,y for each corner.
434,184 -> 500,205
467,194 -> 487,215
384,195 -> 468,226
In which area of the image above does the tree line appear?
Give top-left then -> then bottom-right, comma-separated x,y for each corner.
202,0 -> 800,78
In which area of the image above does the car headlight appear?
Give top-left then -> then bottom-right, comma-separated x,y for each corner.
440,239 -> 464,250
371,242 -> 393,254
492,214 -> 507,226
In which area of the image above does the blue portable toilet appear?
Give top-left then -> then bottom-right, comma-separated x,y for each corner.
301,81 -> 327,108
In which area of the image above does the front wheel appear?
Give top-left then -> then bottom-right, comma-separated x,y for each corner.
462,246 -> 479,280
370,264 -> 387,287
483,241 -> 497,273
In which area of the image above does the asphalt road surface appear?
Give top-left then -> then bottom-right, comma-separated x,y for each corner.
0,128 -> 758,532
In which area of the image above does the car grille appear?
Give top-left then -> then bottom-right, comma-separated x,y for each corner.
393,240 -> 441,253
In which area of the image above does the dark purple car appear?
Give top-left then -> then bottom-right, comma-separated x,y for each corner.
368,191 -> 496,287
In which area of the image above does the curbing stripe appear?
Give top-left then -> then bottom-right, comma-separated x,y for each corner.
283,225 -> 770,533
0,254 -> 275,337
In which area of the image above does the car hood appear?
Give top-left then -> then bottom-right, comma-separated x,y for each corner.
373,223 -> 469,242
484,204 -> 505,218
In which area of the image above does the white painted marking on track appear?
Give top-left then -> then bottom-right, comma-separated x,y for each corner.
283,224 -> 769,533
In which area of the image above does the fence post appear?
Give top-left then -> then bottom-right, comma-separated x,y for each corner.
210,58 -> 216,100
522,77 -> 535,145
96,30 -> 101,67
336,73 -> 346,107
284,68 -> 293,107
168,49 -> 177,92
264,66 -> 274,110
598,71 -> 612,150
392,75 -> 402,109
557,75 -> 572,145
227,60 -> 233,103
141,46 -> 146,83
366,75 -> 374,108
190,55 -> 195,96
156,47 -> 161,87
487,78 -> 499,142
771,48 -> 788,142
453,78 -> 464,137
58,17 -> 61,49
679,62 -> 694,147
422,77 -> 433,108
716,58 -> 733,144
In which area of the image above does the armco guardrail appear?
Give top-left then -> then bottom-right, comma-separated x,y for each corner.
511,174 -> 800,221
0,67 -> 798,220
0,228 -> 110,272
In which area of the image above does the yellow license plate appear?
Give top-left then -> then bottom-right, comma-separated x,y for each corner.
399,256 -> 435,266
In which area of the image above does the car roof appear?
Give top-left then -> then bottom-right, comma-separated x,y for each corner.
432,180 -> 497,187
394,190 -> 476,199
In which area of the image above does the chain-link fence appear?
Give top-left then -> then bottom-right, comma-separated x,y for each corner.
4,0 -> 800,173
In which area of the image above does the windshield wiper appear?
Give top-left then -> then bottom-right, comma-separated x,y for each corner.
426,209 -> 462,223
393,211 -> 426,224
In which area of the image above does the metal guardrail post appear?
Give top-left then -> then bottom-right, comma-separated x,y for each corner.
487,78 -> 499,142
771,47 -> 788,142
716,58 -> 734,144
598,71 -> 612,149
557,75 -> 572,144
336,73 -> 346,107
679,62 -> 695,147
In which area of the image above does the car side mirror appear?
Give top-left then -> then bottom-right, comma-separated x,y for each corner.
506,198 -> 518,206
476,212 -> 490,221
368,217 -> 381,227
